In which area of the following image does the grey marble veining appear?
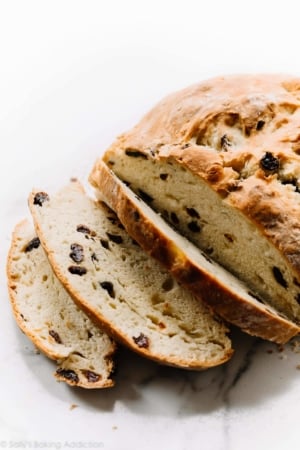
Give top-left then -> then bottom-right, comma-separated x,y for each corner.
41,326 -> 297,416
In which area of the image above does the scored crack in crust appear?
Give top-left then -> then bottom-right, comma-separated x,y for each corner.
28,180 -> 233,370
95,74 -> 300,326
7,219 -> 116,389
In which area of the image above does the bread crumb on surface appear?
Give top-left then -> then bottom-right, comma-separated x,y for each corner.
69,404 -> 79,411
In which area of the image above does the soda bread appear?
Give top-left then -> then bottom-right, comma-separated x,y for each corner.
7,219 -> 115,388
28,181 -> 232,369
97,74 -> 300,325
90,161 -> 300,343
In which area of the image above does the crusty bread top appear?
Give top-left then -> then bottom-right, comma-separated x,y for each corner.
103,74 -> 300,274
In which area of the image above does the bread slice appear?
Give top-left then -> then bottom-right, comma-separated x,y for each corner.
28,180 -> 233,369
98,74 -> 300,325
7,219 -> 115,388
89,161 -> 300,344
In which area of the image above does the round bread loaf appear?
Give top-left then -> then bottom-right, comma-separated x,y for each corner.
97,74 -> 300,325
90,161 -> 300,343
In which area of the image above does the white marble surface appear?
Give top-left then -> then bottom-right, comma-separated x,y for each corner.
1,2 -> 300,449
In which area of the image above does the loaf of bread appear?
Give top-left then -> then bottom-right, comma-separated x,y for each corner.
7,219 -> 115,388
90,161 -> 300,343
28,180 -> 232,369
96,74 -> 300,326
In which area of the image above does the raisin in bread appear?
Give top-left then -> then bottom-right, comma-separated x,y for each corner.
90,161 -> 300,343
95,74 -> 300,325
7,219 -> 115,388
28,180 -> 233,369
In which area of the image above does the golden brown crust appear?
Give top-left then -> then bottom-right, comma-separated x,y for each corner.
90,162 -> 300,344
103,74 -> 300,275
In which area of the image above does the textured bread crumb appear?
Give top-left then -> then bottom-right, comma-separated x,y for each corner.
28,181 -> 233,369
7,220 -> 115,389
89,161 -> 300,344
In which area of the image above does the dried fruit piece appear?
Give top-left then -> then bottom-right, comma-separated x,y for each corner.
76,224 -> 96,236
186,207 -> 200,218
160,173 -> 168,180
260,152 -> 280,172
69,243 -> 84,263
256,120 -> 265,130
82,370 -> 101,382
56,368 -> 79,383
49,329 -> 62,344
106,233 -> 123,244
68,266 -> 87,276
99,281 -> 115,298
24,237 -> 40,252
187,221 -> 201,232
133,333 -> 149,349
33,192 -> 49,207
